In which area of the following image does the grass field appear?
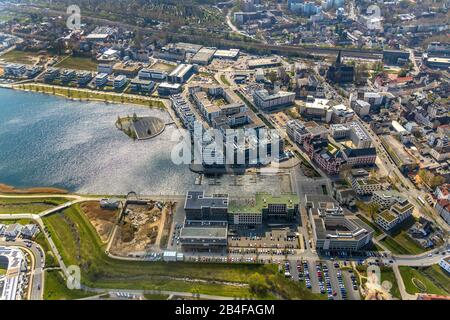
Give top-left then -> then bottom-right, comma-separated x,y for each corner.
380,231 -> 425,255
144,293 -> 169,300
44,270 -> 93,300
0,266 -> 6,276
15,83 -> 165,109
399,266 -> 450,296
220,74 -> 231,86
356,214 -> 383,237
151,62 -> 176,72
0,197 -> 68,214
0,50 -> 41,65
55,56 -> 98,71
41,204 -> 322,299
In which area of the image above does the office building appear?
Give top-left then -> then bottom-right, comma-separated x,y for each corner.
306,194 -> 374,252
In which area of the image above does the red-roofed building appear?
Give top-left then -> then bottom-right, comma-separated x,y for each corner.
435,184 -> 450,200
417,294 -> 450,300
435,198 -> 450,225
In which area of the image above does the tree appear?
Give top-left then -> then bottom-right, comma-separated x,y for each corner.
248,273 -> 270,296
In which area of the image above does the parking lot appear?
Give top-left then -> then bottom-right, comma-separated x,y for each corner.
284,259 -> 361,300
228,226 -> 301,251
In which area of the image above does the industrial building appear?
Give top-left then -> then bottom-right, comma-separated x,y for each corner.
168,64 -> 195,84
191,47 -> 216,65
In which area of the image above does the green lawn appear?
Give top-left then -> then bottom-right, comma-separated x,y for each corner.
144,293 -> 169,300
55,56 -> 98,71
41,204 -> 322,299
220,74 -> 231,86
380,231 -> 425,255
0,50 -> 41,64
0,266 -> 6,276
399,266 -> 450,296
17,83 -> 165,109
0,197 -> 68,214
44,270 -> 93,300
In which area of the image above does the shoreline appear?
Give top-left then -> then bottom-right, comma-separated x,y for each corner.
1,82 -> 169,109
0,183 -> 68,195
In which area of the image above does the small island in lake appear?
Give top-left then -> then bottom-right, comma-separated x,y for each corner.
116,114 -> 165,140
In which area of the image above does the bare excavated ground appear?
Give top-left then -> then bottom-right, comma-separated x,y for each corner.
110,201 -> 175,256
80,201 -> 119,243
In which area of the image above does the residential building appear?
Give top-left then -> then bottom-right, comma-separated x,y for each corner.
371,190 -> 407,210
113,75 -> 127,90
95,73 -> 108,87
435,199 -> 450,225
375,198 -> 414,231
157,82 -> 182,95
351,176 -> 383,196
138,68 -> 168,81
97,64 -> 113,75
4,63 -> 26,77
253,89 -> 295,111
77,71 -> 92,86
170,94 -> 196,132
43,67 -> 60,82
439,257 -> 450,274
435,185 -> 450,200
130,79 -> 155,93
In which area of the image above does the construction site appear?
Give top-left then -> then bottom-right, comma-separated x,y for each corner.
109,199 -> 176,256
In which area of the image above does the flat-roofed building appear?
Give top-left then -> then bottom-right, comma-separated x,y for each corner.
306,194 -> 374,252
130,79 -> 155,93
439,257 -> 450,274
191,47 -> 216,65
4,63 -> 26,77
95,73 -> 108,87
168,63 -> 195,84
371,190 -> 407,209
113,75 -> 127,90
0,247 -> 26,300
380,135 -> 419,172
287,120 -> 328,145
138,68 -> 167,81
184,191 -> 229,221
157,82 -> 182,95
113,62 -> 142,77
253,89 -> 295,111
375,198 -> 414,231
229,193 -> 299,225
179,224 -> 228,251
213,49 -> 240,60
97,64 -> 113,75
248,57 -> 282,69
351,176 -> 383,195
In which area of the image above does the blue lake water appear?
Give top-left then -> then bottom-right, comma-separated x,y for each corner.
0,88 -> 196,195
